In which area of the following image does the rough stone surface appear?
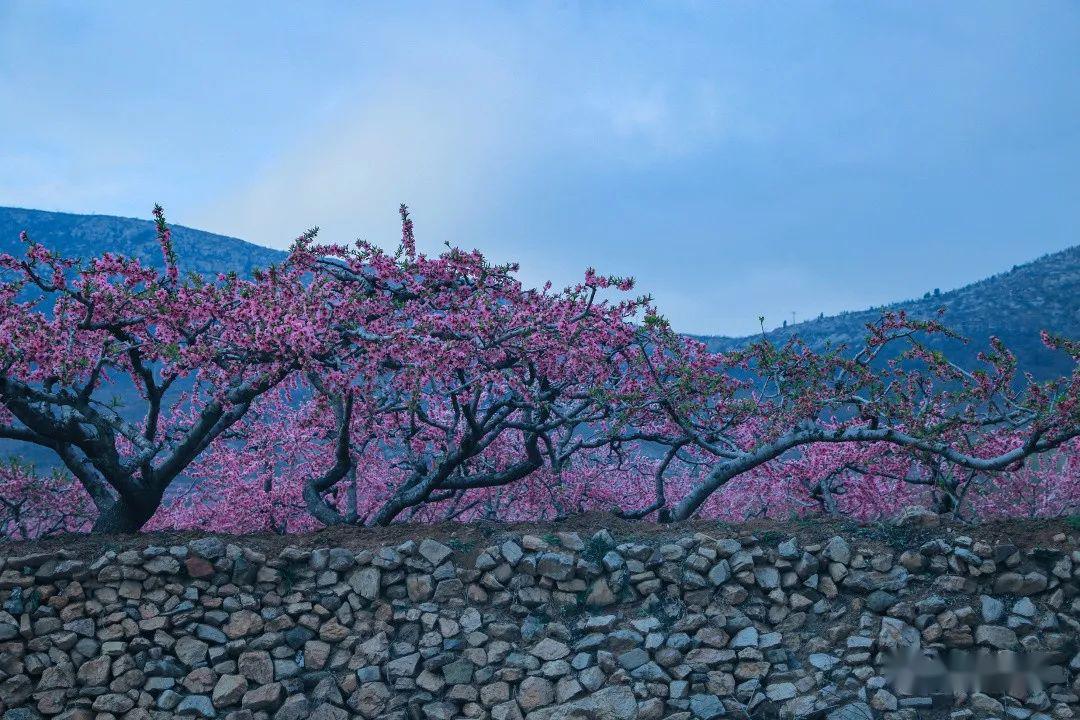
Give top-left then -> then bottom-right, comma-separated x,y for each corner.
0,522 -> 1076,720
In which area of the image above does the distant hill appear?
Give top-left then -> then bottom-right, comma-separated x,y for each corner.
694,244 -> 1080,380
0,207 -> 286,278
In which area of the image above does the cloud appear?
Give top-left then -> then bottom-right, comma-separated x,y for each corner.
2,2 -> 1078,336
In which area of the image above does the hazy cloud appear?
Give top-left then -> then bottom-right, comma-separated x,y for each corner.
2,1 -> 1078,334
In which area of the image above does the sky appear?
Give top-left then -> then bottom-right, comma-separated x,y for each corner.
1,2 -> 1078,335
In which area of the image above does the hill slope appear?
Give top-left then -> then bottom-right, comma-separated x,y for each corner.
695,244 -> 1080,379
0,207 -> 286,278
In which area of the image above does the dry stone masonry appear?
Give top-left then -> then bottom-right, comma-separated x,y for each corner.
0,518 -> 1078,720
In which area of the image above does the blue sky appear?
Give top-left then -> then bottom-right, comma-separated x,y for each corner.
1,2 -> 1078,335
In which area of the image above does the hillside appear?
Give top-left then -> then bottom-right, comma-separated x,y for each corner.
0,207 -> 286,278
695,244 -> 1080,380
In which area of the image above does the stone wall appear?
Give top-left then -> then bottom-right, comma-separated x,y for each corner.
0,517 -> 1078,720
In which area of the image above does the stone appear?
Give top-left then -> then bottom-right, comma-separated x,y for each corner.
406,574 -> 434,602
93,694 -> 135,713
242,682 -> 284,711
526,686 -> 638,720
866,590 -> 897,612
310,705 -> 349,720
176,695 -> 216,718
824,536 -> 852,565
189,537 -> 226,560
77,656 -> 110,686
809,653 -> 840,671
730,626 -> 759,649
1013,597 -> 1037,617
980,595 -> 1004,623
481,681 -> 511,706
766,682 -> 797,701
327,547 -> 356,571
871,688 -> 898,711
517,676 -> 555,710
754,566 -> 780,589
145,555 -> 181,574
418,538 -> 453,566
530,638 -> 571,660
185,556 -> 215,578
238,651 -> 275,685
826,703 -> 873,720
970,693 -> 1004,714
878,617 -> 919,650
777,538 -> 799,559
274,696 -> 310,720
537,552 -> 575,580
385,652 -> 421,680
975,625 -> 1018,650
893,506 -> 940,527
708,561 -> 731,586
175,635 -> 209,666
442,658 -> 474,684
689,693 -> 725,719
224,609 -> 263,638
349,567 -> 381,600
213,674 -> 249,708
586,577 -> 617,606
618,648 -> 650,671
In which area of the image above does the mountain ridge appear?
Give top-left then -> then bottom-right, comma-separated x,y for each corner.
693,243 -> 1080,379
0,206 -> 286,279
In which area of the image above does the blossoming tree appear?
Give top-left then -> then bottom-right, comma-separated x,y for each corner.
1,205 -> 1077,535
616,314 -> 1080,521
0,208 -> 347,532
230,207 -> 650,527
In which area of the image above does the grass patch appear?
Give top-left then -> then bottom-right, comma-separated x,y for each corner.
581,533 -> 616,563
851,520 -> 922,551
446,538 -> 474,553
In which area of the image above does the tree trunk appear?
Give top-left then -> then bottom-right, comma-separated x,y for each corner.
90,495 -> 161,534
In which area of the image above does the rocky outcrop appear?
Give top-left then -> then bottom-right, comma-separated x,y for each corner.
0,523 -> 1077,719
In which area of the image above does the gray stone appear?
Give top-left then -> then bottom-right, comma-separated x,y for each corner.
176,695 -> 216,718
189,537 -> 226,560
213,674 -> 249,708
689,693 -> 725,719
707,560 -> 731,586
348,567 -> 380,600
824,536 -> 852,565
975,625 -> 1018,650
418,538 -> 453,566
826,702 -> 873,720
618,648 -> 650,671
809,653 -> 840,671
530,638 -> 571,661
526,685 -> 638,720
518,676 -> 555,710
730,626 -> 758,649
765,682 -> 797,701
537,552 -> 575,580
980,595 -> 1004,623
866,590 -> 897,612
